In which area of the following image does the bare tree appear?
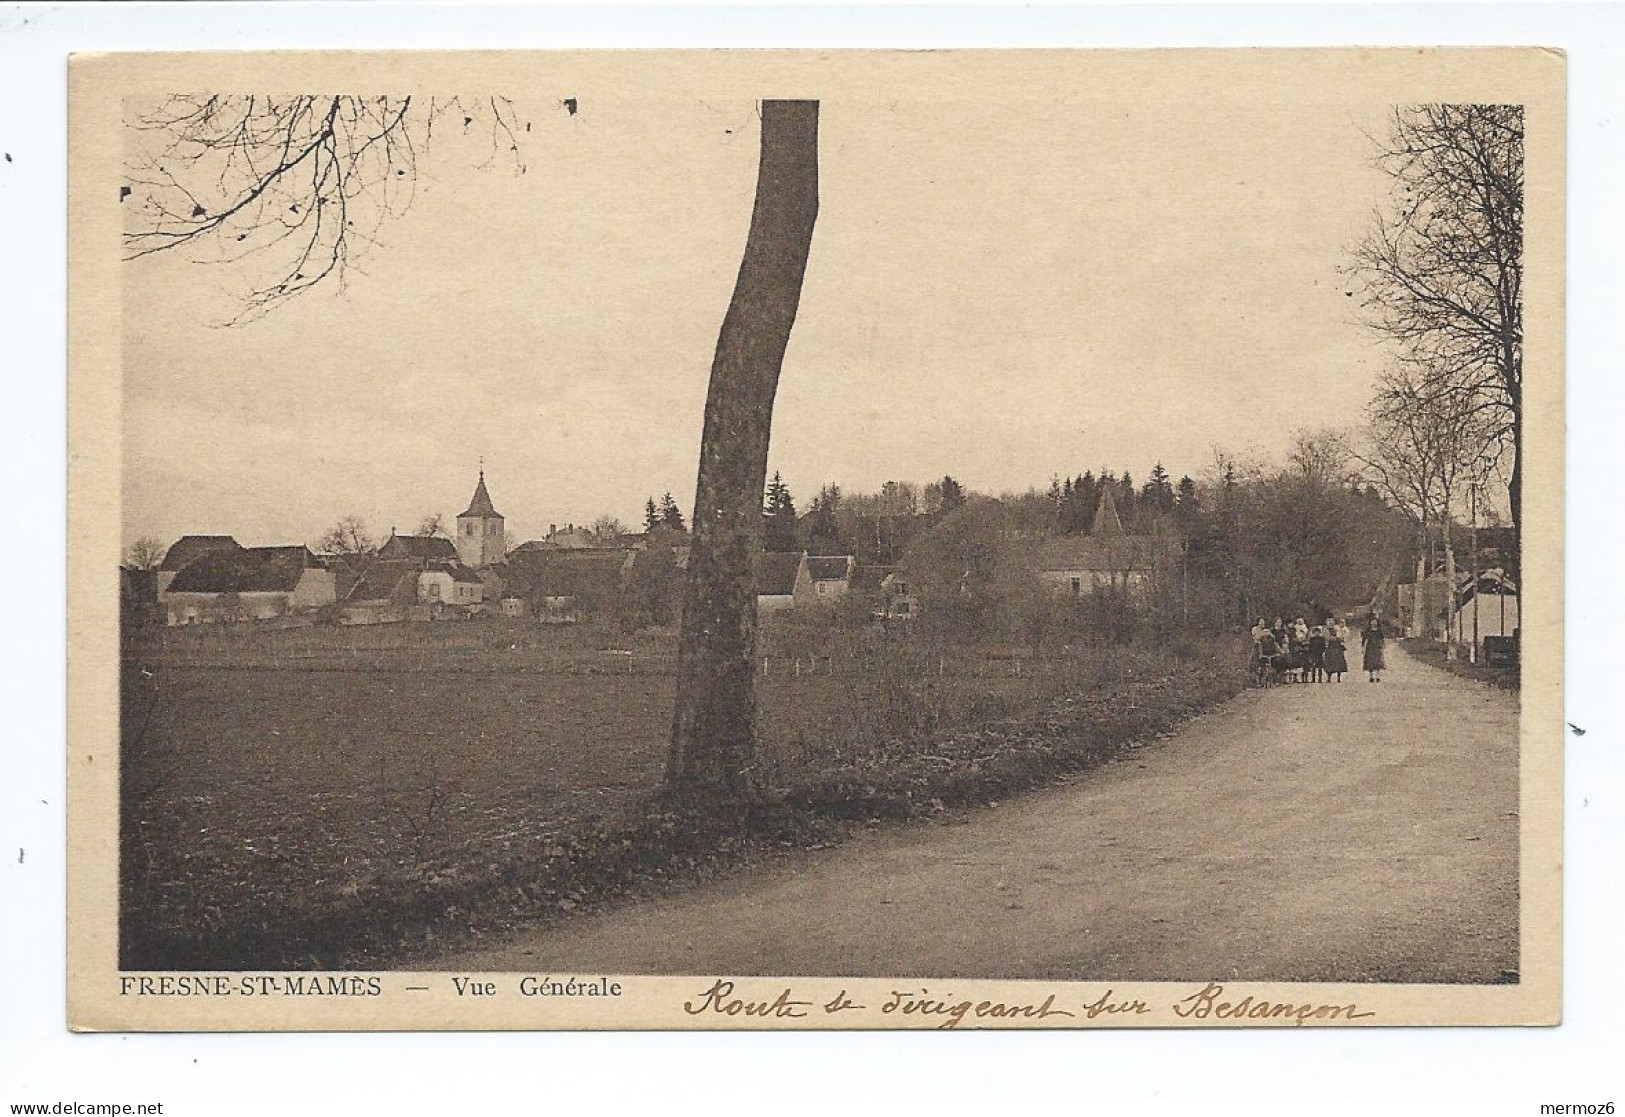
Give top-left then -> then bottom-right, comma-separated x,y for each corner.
125,536 -> 166,571
668,101 -> 820,801
1347,105 -> 1523,540
1360,364 -> 1499,652
1287,427 -> 1352,489
590,515 -> 629,544
417,512 -> 448,539
125,95 -> 820,804
319,514 -> 376,558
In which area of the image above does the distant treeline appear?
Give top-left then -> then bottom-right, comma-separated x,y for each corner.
742,430 -> 1412,632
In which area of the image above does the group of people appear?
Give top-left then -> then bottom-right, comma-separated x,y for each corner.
1251,613 -> 1387,685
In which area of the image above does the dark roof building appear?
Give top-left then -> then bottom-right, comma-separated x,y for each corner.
461,473 -> 502,519
503,550 -> 629,602
805,555 -> 854,583
849,565 -> 899,596
345,560 -> 420,605
756,552 -> 804,597
168,545 -> 323,594
158,535 -> 240,572
378,532 -> 458,563
443,562 -> 485,585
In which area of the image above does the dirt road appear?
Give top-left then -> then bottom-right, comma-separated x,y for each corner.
440,643 -> 1519,983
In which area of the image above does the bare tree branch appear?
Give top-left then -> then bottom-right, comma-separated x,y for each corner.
123,94 -> 530,322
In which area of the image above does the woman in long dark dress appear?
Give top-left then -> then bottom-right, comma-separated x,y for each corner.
1361,614 -> 1385,682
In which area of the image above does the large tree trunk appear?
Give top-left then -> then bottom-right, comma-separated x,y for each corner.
666,101 -> 820,800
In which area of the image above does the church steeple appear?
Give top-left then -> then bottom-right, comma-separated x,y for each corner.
455,466 -> 505,568
461,468 -> 501,519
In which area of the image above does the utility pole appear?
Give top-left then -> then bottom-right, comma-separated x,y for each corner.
1469,480 -> 1480,664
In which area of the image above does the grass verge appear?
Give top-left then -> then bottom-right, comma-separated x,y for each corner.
1401,637 -> 1520,691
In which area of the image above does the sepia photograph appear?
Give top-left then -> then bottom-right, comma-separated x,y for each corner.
66,47 -> 1564,1030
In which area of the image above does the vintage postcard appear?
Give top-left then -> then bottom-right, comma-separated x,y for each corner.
68,47 -> 1564,1030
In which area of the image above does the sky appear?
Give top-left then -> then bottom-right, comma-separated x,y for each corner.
122,93 -> 1395,551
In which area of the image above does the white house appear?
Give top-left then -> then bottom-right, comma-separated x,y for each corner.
798,555 -> 856,604
417,563 -> 486,608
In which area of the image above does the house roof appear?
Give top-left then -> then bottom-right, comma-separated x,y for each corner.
168,545 -> 319,594
159,535 -> 240,571
459,471 -> 503,519
382,533 -> 457,561
510,535 -> 630,555
430,562 -> 484,585
1031,534 -> 1170,574
1457,567 -> 1518,603
806,555 -> 853,582
1091,486 -> 1124,537
757,552 -> 804,596
849,565 -> 898,595
346,560 -> 419,603
507,551 -> 628,600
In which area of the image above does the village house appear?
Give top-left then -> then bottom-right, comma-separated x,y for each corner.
753,551 -> 859,611
1033,486 -> 1177,598
338,560 -> 420,626
416,562 -> 486,610
160,544 -> 337,625
799,555 -> 856,605
377,530 -> 458,564
756,552 -> 806,612
154,534 -> 240,597
511,525 -> 656,556
531,524 -> 602,551
500,549 -> 632,623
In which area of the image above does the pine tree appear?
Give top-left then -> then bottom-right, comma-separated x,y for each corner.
1117,472 -> 1137,530
1176,474 -> 1198,517
1143,462 -> 1176,516
805,485 -> 844,554
938,474 -> 966,513
762,472 -> 798,551
644,497 -> 661,533
1074,472 -> 1098,534
659,492 -> 686,532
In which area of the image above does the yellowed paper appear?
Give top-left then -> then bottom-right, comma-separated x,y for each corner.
69,47 -> 1563,1031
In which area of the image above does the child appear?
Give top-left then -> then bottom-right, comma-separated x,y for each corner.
1307,625 -> 1328,682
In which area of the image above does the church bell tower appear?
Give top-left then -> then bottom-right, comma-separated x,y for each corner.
455,468 -> 505,568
